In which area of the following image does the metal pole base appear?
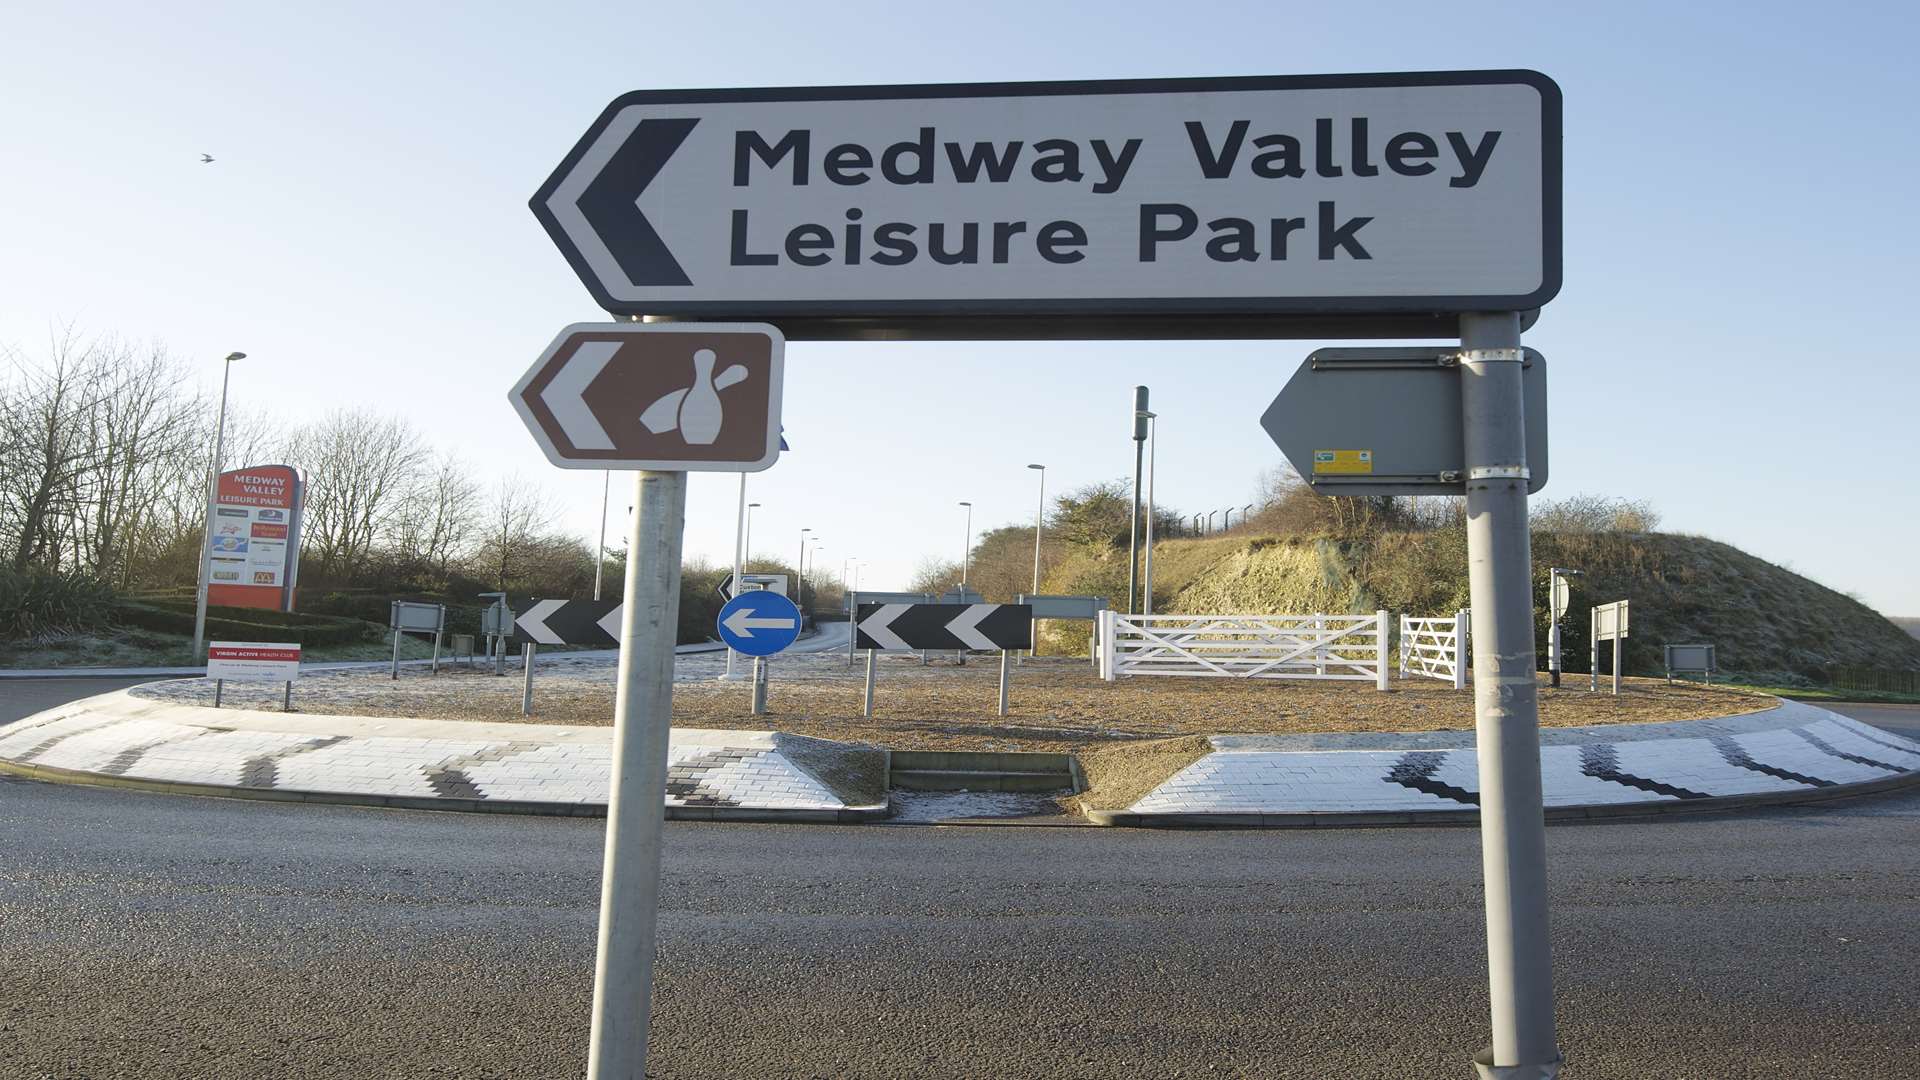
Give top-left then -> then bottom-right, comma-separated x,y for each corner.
1473,1047 -> 1562,1079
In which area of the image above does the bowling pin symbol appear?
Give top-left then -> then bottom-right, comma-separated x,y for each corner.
638,348 -> 749,445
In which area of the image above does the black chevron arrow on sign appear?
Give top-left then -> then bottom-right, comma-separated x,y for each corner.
575,117 -> 698,287
512,598 -> 624,647
854,603 -> 1032,652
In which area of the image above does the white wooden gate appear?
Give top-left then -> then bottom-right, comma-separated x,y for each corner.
1098,611 -> 1389,689
1399,610 -> 1470,689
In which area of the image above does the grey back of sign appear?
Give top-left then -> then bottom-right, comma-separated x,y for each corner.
1261,347 -> 1549,496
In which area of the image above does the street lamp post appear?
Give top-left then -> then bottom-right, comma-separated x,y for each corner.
1026,464 -> 1046,659
594,471 -> 612,601
720,474 -> 750,681
1027,465 -> 1046,594
1142,414 -> 1158,615
797,527 -> 810,611
957,502 -> 973,590
191,351 -> 246,660
1127,387 -> 1149,615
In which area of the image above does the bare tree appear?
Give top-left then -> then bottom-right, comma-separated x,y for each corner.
72,342 -> 207,588
470,476 -> 551,592
0,329 -> 114,572
284,410 -> 427,582
390,452 -> 481,585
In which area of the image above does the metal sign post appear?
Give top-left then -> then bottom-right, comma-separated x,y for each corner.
1459,312 -> 1561,1079
587,470 -> 687,1080
1546,568 -> 1577,688
532,66 -> 1563,1080
509,321 -> 785,1080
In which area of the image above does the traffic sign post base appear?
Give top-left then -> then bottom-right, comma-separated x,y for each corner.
751,656 -> 768,715
586,469 -> 687,1080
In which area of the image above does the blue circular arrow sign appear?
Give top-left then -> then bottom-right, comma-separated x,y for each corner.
715,590 -> 802,657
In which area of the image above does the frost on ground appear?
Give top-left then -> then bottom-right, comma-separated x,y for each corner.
885,789 -> 1073,824
129,644 -> 1772,753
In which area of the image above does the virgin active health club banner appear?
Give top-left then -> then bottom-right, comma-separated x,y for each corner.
208,464 -> 305,611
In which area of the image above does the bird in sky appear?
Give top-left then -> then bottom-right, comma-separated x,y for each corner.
200,153 -> 215,164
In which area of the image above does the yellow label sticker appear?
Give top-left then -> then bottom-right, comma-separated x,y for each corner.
1312,449 -> 1373,475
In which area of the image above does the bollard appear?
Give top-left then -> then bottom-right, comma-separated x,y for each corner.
997,650 -> 1010,716
522,642 -> 537,717
1375,610 -> 1390,692
863,649 -> 876,717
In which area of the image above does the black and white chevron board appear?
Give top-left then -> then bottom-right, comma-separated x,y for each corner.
854,603 -> 1032,652
513,598 -> 622,646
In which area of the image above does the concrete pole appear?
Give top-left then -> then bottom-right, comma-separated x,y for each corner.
1127,386 -> 1148,614
997,650 -> 1010,716
191,354 -> 239,660
1029,464 -> 1045,659
1459,311 -> 1561,1079
797,528 -> 809,614
1143,415 -> 1157,615
958,502 -> 972,588
594,470 -> 611,602
722,473 -> 748,681
520,642 -> 536,716
586,470 -> 687,1080
863,649 -> 876,717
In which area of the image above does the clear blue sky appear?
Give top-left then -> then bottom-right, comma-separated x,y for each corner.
4,0 -> 1917,613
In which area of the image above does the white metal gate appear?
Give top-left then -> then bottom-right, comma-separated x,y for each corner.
1098,610 -> 1389,689
1399,610 -> 1470,689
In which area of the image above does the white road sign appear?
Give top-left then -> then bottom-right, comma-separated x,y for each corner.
532,71 -> 1561,338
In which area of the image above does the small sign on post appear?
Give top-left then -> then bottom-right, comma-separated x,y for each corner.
855,603 -> 1032,717
207,641 -> 300,711
1591,599 -> 1630,695
389,601 -> 447,679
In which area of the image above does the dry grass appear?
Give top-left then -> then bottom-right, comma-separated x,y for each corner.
173,652 -> 1774,753
662,658 -> 1771,752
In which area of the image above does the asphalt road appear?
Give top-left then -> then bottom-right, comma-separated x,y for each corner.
3,679 -> 1917,1079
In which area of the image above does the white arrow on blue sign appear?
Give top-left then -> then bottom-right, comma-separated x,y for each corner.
715,590 -> 802,657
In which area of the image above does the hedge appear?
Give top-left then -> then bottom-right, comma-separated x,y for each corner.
112,601 -> 370,648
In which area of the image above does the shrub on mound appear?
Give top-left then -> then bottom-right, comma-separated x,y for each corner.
112,601 -> 370,648
1,567 -> 119,640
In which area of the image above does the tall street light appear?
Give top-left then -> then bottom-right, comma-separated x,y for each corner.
191,351 -> 246,659
742,502 -> 761,567
594,471 -> 612,602
797,529 -> 814,619
721,475 -> 751,681
1026,464 -> 1046,596
1141,413 -> 1158,615
1127,387 -> 1150,614
957,501 -> 973,591
796,527 -> 810,599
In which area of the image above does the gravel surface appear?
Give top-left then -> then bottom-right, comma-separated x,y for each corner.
3,681 -> 1917,1079
131,650 -> 1773,752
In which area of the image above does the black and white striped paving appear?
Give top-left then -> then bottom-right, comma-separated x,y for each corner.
0,689 -> 884,816
1125,700 -> 1919,816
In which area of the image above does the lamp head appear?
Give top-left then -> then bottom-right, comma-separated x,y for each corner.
225,352 -> 246,362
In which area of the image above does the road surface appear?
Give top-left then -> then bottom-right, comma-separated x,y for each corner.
2,679 -> 1915,1078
